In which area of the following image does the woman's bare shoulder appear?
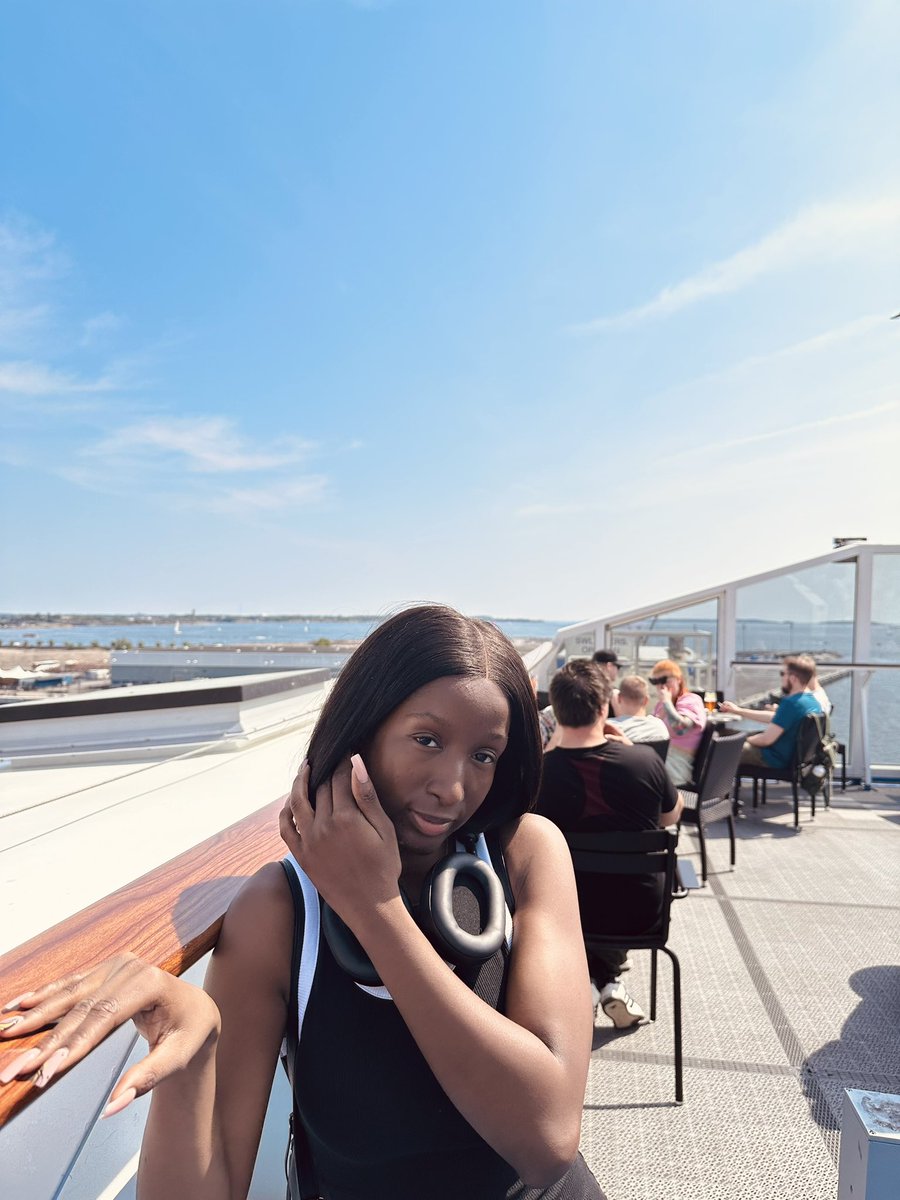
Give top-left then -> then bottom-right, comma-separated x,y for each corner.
223,860 -> 294,925
498,813 -> 573,900
501,811 -> 569,855
212,861 -> 295,1002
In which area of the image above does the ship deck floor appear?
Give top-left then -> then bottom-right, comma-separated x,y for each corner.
579,779 -> 900,1200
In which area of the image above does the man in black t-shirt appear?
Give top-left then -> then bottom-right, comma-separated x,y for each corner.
535,659 -> 682,1029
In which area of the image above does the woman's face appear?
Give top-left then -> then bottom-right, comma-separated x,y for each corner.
365,675 -> 510,862
654,671 -> 680,698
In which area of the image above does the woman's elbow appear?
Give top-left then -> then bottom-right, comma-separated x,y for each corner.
514,1118 -> 582,1188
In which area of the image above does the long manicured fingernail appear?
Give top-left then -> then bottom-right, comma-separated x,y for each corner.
102,1087 -> 137,1118
0,1047 -> 40,1084
0,1018 -> 22,1033
350,753 -> 369,785
34,1047 -> 69,1088
1,993 -> 33,1013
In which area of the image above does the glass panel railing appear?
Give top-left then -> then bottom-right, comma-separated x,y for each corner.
867,669 -> 898,766
735,560 -> 856,661
608,598 -> 719,692
871,553 -> 900,664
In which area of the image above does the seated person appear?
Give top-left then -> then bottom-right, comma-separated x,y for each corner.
538,703 -> 560,752
608,674 -> 670,747
722,654 -> 832,726
535,659 -> 682,1031
797,653 -> 832,715
732,655 -> 823,769
592,649 -> 625,716
651,660 -> 707,787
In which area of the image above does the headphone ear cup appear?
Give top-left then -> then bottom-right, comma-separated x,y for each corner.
321,903 -> 382,987
321,892 -> 415,987
419,853 -> 506,966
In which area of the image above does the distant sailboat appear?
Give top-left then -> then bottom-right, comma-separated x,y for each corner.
174,620 -> 182,635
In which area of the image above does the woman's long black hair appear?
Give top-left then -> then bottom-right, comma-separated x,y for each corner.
305,605 -> 542,835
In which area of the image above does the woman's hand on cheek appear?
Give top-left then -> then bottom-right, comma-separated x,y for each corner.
280,757 -> 402,925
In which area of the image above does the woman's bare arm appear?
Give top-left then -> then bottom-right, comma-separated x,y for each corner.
139,863 -> 292,1199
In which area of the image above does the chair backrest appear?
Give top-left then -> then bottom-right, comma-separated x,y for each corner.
793,711 -> 828,768
646,738 -> 669,762
565,828 -> 678,944
695,730 -> 745,802
689,719 -> 717,788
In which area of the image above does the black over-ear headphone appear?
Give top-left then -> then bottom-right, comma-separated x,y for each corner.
321,850 -> 507,988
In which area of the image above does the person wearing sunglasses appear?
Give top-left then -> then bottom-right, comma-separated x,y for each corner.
732,656 -> 824,771
650,660 -> 707,787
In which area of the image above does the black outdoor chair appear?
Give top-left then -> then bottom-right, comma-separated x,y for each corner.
645,738 -> 670,762
565,827 -> 683,1103
678,730 -> 745,884
733,711 -> 831,829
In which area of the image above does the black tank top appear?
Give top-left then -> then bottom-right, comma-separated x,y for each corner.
281,838 -> 606,1200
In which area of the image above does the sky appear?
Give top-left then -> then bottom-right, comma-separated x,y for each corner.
1,0 -> 899,621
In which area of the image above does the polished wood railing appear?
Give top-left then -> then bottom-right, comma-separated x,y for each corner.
0,796 -> 286,1129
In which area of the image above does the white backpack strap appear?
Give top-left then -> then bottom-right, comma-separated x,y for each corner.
283,852 -> 321,1037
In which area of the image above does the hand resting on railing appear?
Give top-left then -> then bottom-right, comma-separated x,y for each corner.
0,953 -> 220,1113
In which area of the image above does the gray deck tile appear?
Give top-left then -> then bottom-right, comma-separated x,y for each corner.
579,782 -> 900,1199
581,1062 -> 838,1200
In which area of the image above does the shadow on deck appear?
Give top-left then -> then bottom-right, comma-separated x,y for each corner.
579,781 -> 900,1200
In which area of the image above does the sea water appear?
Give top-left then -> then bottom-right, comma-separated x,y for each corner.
0,616 -> 568,649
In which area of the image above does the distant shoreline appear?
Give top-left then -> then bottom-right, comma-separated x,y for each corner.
0,612 -> 562,628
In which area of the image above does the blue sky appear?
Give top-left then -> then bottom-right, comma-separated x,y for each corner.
2,1 -> 898,620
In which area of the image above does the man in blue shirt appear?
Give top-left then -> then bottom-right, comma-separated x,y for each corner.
738,656 -> 823,769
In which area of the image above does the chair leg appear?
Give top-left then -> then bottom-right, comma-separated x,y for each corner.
792,778 -> 800,828
662,946 -> 683,1104
761,778 -> 767,805
727,815 -> 736,868
752,777 -> 759,809
841,748 -> 847,791
697,821 -> 708,884
650,948 -> 658,1022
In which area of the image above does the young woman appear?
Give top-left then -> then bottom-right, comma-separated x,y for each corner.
650,658 -> 707,787
0,606 -> 605,1200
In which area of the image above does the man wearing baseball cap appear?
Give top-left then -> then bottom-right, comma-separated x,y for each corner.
593,649 -> 624,716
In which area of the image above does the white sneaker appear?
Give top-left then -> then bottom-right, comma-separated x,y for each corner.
598,980 -> 645,1028
590,978 -> 602,1017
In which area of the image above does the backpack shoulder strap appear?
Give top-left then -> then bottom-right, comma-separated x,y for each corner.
482,827 -> 516,922
279,855 -> 322,1200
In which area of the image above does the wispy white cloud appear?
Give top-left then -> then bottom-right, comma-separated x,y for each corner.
575,195 -> 900,332
662,398 -> 899,463
0,360 -> 117,395
85,416 -> 315,474
80,311 -> 123,346
202,477 -> 328,513
644,311 -> 895,414
0,219 -> 64,290
515,500 -> 598,518
0,218 -> 67,349
0,304 -> 51,343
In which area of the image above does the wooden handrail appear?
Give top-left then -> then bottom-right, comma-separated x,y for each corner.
0,796 -> 286,1129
